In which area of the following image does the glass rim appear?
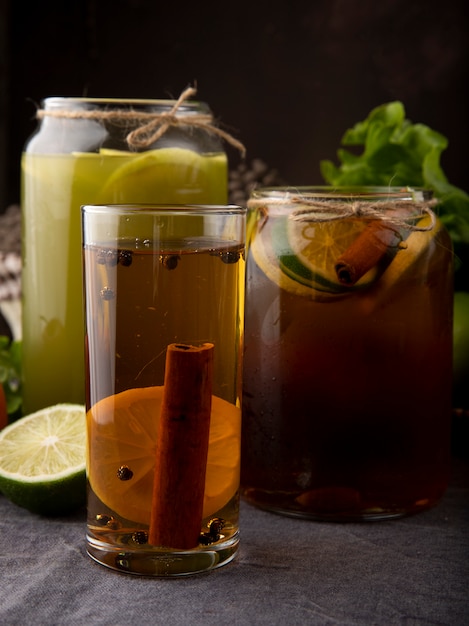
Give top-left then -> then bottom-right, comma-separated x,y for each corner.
81,203 -> 246,216
250,185 -> 432,201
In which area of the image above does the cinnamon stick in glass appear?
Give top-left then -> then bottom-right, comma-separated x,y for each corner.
149,342 -> 214,549
335,220 -> 403,286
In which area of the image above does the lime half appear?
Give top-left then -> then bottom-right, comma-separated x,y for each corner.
0,404 -> 86,515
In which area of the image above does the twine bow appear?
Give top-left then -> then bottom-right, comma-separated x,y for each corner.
36,86 -> 246,156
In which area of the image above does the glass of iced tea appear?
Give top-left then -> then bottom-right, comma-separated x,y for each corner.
241,187 -> 453,521
82,204 -> 245,575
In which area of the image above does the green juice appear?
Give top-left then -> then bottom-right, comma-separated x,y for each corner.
21,148 -> 228,414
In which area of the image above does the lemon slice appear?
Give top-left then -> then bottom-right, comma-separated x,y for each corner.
96,147 -> 227,204
373,213 -> 443,294
249,207 -> 442,299
87,386 -> 240,525
0,404 -> 86,515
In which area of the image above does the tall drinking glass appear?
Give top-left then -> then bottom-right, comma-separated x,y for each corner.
82,204 -> 245,576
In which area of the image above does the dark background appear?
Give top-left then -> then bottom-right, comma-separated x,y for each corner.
1,0 -> 468,211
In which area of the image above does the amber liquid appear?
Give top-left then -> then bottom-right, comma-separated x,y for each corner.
241,215 -> 453,520
84,237 -> 244,571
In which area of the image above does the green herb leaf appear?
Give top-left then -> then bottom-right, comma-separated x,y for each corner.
0,336 -> 22,418
320,101 -> 469,289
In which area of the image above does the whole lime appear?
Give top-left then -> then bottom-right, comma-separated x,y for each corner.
453,291 -> 469,407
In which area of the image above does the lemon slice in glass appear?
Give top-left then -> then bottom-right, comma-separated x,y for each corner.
0,404 -> 86,515
346,211 -> 445,316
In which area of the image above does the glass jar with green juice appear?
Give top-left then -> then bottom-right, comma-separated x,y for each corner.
21,91 -> 235,414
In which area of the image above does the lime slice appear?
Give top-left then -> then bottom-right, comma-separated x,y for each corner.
0,404 -> 86,515
96,147 -> 227,204
250,213 -> 377,297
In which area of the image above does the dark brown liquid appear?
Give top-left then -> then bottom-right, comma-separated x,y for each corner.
241,217 -> 453,520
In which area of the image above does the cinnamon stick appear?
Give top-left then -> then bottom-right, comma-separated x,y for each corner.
149,343 -> 214,549
335,220 -> 403,286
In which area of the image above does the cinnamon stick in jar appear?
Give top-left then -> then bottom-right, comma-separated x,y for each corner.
149,342 -> 214,549
335,220 -> 403,286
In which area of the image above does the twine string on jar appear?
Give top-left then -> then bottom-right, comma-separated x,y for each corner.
36,85 -> 246,156
247,195 -> 438,232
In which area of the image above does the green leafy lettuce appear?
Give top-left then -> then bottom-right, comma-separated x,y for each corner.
320,101 -> 469,290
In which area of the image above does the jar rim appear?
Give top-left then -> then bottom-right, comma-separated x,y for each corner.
42,96 -> 209,113
250,186 -> 432,202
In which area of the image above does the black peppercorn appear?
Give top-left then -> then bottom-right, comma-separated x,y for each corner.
117,465 -> 133,481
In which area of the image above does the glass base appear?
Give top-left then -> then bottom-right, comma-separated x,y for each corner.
86,531 -> 239,577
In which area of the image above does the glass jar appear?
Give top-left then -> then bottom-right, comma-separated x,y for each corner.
21,96 -> 230,414
241,186 -> 454,520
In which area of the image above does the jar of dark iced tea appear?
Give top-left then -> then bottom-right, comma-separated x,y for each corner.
241,187 -> 453,521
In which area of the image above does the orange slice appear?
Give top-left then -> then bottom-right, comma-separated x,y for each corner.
87,386 -> 240,524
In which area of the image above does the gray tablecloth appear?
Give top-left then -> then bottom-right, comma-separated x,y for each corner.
1,457 -> 468,626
